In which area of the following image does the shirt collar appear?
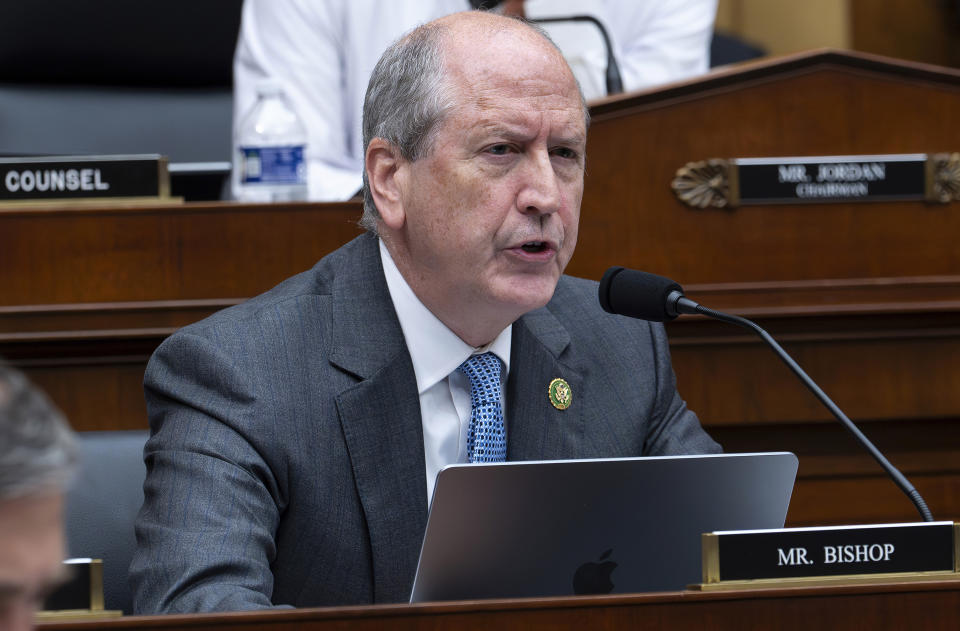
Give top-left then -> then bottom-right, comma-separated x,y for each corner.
379,239 -> 512,394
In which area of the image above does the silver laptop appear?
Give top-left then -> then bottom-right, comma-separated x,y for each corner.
410,452 -> 798,602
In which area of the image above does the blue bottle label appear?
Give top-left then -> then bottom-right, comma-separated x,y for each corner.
239,145 -> 305,184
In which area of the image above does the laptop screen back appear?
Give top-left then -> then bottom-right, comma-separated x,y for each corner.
410,452 -> 798,602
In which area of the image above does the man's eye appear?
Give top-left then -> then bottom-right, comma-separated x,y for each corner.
552,147 -> 577,160
487,144 -> 511,156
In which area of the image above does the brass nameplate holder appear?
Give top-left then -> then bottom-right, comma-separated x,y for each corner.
38,558 -> 122,620
696,522 -> 960,591
0,154 -> 175,206
672,152 -> 960,208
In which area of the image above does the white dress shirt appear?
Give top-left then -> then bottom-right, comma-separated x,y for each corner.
526,0 -> 717,98
379,240 -> 511,504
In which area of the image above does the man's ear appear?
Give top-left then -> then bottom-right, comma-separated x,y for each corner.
365,138 -> 407,230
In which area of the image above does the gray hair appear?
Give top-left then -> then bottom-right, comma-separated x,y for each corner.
360,21 -> 453,233
360,15 -> 589,233
0,364 -> 77,501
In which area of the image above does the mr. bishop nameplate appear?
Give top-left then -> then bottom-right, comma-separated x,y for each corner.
702,522 -> 958,586
0,154 -> 170,202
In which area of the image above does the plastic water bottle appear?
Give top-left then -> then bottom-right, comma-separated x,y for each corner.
234,78 -> 308,202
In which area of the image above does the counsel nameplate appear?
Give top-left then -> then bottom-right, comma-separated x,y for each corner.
701,522 -> 958,586
0,154 -> 171,203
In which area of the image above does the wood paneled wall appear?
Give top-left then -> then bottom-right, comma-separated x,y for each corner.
4,51 -> 959,527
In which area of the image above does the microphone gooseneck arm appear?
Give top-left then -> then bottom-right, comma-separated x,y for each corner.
529,15 -> 624,95
667,290 -> 934,523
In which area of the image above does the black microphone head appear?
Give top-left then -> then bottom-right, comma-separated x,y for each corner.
598,267 -> 684,322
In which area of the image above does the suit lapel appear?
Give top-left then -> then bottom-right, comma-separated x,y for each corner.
324,236 -> 586,598
507,305 -> 585,461
328,234 -> 427,603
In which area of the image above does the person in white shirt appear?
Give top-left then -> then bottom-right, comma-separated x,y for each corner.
232,0 -> 717,200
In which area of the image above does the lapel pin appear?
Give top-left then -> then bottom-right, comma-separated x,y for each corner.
548,378 -> 572,410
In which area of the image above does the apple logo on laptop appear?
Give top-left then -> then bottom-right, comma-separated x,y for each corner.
572,548 -> 618,595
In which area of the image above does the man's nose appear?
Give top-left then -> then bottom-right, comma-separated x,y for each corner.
516,150 -> 562,215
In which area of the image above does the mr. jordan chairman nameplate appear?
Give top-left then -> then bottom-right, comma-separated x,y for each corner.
671,152 -> 960,208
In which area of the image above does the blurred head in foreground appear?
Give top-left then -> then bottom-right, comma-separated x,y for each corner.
0,365 -> 76,630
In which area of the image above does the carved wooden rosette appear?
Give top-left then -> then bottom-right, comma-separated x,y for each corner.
928,152 -> 960,203
670,159 -> 736,209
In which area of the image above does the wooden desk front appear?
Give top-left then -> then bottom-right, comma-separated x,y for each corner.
37,581 -> 960,631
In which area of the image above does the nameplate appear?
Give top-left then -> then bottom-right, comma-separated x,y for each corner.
0,154 -> 171,203
671,152 -> 960,208
701,522 -> 958,586
43,558 -> 104,612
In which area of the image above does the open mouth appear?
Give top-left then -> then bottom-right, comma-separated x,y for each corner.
521,241 -> 547,253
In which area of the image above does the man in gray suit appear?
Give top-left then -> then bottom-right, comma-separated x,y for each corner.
131,11 -> 719,613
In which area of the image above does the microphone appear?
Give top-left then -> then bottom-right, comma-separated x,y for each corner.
599,266 -> 935,523
599,266 -> 688,321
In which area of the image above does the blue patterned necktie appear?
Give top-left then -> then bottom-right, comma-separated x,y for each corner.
457,352 -> 506,463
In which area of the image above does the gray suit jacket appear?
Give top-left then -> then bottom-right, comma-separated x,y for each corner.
130,232 -> 719,613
